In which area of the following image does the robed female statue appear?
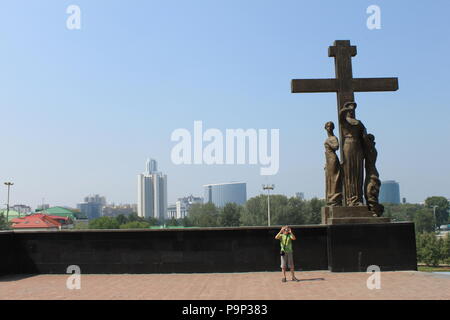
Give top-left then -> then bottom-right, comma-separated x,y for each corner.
339,102 -> 367,206
324,121 -> 342,206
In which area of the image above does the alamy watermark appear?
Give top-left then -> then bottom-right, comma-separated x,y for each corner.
171,121 -> 279,175
367,5 -> 381,30
66,5 -> 81,30
66,265 -> 81,290
366,265 -> 381,290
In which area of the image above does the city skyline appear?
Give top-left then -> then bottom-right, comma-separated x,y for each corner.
0,157 -> 441,210
1,1 -> 449,208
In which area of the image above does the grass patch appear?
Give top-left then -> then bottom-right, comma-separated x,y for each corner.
418,266 -> 450,272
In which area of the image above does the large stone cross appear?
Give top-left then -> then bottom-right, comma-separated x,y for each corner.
291,40 -> 398,205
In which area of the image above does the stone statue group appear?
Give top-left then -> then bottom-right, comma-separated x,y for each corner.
324,101 -> 384,216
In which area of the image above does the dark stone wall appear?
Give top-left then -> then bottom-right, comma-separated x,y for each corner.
0,223 -> 418,274
327,222 -> 417,272
0,232 -> 16,276
10,226 -> 329,274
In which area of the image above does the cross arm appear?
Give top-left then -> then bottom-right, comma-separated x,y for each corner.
291,79 -> 338,93
353,78 -> 399,92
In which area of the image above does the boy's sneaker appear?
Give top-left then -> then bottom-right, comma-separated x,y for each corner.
292,277 -> 300,282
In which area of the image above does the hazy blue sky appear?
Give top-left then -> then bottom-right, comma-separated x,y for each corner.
0,0 -> 449,208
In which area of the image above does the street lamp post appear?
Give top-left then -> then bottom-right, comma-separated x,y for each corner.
431,205 -> 438,232
4,182 -> 14,222
262,184 -> 275,226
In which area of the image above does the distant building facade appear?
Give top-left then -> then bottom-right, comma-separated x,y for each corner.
10,204 -> 32,215
379,180 -> 401,204
137,159 -> 168,221
77,194 -> 106,220
168,195 -> 203,220
203,182 -> 246,208
167,204 -> 178,219
84,195 -> 106,206
102,204 -> 137,217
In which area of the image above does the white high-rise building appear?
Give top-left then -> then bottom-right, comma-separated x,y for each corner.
137,159 -> 168,221
146,158 -> 158,173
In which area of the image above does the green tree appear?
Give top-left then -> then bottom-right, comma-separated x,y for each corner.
416,232 -> 450,266
146,217 -> 159,226
304,197 -> 325,224
128,212 -> 141,222
284,197 -> 307,225
219,203 -> 241,226
88,216 -> 120,229
187,203 -> 219,227
417,233 -> 444,266
416,233 -> 426,263
444,234 -> 450,264
240,195 -> 322,226
426,235 -> 445,266
167,216 -> 179,226
74,221 -> 89,229
116,214 -> 128,225
267,195 -> 289,225
119,221 -> 150,229
425,196 -> 449,227
240,195 -> 266,226
188,203 -> 202,217
383,203 -> 423,222
414,209 -> 435,233
0,213 -> 10,230
181,216 -> 191,227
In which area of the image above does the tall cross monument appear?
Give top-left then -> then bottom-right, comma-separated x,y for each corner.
291,40 -> 398,208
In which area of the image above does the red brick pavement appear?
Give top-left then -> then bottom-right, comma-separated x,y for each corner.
0,271 -> 449,300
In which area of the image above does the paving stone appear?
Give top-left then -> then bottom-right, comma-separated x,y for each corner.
0,271 -> 449,300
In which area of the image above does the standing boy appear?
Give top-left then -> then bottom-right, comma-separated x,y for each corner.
275,226 -> 300,282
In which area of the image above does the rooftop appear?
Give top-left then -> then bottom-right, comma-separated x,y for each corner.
11,213 -> 62,229
203,182 -> 246,187
0,210 -> 22,221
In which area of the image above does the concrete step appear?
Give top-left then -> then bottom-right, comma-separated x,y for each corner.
322,206 -> 380,224
328,217 -> 391,225
329,206 -> 375,218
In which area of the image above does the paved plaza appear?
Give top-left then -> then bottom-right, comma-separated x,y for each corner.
0,271 -> 449,300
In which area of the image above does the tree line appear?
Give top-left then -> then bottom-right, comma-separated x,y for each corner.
180,195 -> 325,227
416,232 -> 450,266
383,196 -> 449,233
81,196 -> 325,229
382,196 -> 450,266
84,212 -> 159,229
1,195 -> 448,232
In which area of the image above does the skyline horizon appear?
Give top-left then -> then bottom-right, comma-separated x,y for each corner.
0,159 -> 437,210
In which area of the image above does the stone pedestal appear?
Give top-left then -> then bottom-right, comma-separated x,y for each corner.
327,222 -> 417,272
321,206 -> 391,225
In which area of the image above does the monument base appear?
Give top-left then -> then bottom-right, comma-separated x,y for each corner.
321,206 -> 391,225
327,222 -> 417,272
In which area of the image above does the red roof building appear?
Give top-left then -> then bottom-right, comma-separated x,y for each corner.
11,213 -> 72,231
47,215 -> 72,225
